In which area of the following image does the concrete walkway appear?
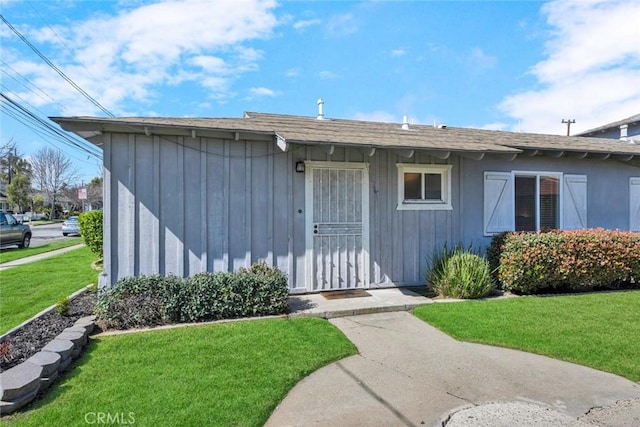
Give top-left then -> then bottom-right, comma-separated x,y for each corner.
0,244 -> 85,271
266,311 -> 640,427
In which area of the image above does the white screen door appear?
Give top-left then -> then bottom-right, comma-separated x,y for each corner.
305,162 -> 369,291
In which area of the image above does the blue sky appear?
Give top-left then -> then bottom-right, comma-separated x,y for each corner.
1,0 -> 639,184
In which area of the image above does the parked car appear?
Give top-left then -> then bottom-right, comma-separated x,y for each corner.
24,212 -> 49,221
62,216 -> 81,236
0,211 -> 32,249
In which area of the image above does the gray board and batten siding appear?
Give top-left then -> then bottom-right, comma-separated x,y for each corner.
53,114 -> 640,292
101,131 -> 464,292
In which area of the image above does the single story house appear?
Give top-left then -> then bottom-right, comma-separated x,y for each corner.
52,109 -> 640,293
576,113 -> 640,142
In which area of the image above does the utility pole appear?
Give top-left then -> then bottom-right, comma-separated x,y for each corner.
561,119 -> 575,136
7,148 -> 12,184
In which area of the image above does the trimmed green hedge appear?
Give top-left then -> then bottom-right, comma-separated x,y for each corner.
95,262 -> 289,330
487,231 -> 509,287
79,210 -> 103,257
498,229 -> 640,294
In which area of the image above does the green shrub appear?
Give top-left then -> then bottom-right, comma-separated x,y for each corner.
486,231 -> 510,286
498,229 -> 640,294
55,296 -> 70,315
95,263 -> 290,330
95,275 -> 174,329
428,248 -> 493,299
79,210 -> 103,257
236,262 -> 290,316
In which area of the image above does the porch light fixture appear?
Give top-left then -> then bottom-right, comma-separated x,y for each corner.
295,161 -> 305,173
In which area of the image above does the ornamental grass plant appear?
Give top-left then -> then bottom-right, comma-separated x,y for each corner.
428,246 -> 493,299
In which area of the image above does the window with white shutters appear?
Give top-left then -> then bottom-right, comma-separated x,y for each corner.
484,172 -> 587,235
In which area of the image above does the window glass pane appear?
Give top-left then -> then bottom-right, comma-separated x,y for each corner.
515,176 -> 536,231
424,173 -> 442,200
539,176 -> 559,229
404,173 -> 422,200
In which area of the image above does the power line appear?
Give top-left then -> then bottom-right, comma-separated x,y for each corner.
1,92 -> 102,160
1,14 -> 114,118
0,60 -> 59,105
26,0 -> 91,75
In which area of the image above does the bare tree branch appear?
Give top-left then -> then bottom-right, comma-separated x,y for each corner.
30,147 -> 79,219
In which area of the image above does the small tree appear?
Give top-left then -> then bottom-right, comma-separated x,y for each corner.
6,174 -> 31,212
32,194 -> 44,213
30,147 -> 78,219
79,210 -> 103,258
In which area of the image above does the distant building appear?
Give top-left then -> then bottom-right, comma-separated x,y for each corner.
0,190 -> 8,211
576,113 -> 640,142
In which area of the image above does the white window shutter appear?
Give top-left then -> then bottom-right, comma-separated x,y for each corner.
562,174 -> 587,229
484,172 -> 514,236
631,177 -> 640,232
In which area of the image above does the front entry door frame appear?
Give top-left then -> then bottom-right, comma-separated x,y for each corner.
304,161 -> 370,292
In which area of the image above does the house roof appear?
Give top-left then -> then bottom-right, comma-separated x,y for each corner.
576,113 -> 640,137
51,112 -> 640,160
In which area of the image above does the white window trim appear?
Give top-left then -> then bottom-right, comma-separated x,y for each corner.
512,170 -> 563,230
396,164 -> 452,211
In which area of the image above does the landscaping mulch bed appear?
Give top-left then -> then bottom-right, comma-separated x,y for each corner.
0,291 -> 97,371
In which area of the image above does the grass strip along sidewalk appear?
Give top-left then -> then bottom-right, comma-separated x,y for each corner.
413,290 -> 640,382
0,238 -> 83,265
0,246 -> 98,334
5,318 -> 357,427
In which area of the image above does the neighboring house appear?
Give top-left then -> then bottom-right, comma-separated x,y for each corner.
52,110 -> 640,292
576,113 -> 640,142
0,190 -> 8,211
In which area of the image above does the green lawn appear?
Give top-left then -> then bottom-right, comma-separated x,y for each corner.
0,238 -> 83,264
413,291 -> 640,381
5,318 -> 357,427
0,246 -> 98,334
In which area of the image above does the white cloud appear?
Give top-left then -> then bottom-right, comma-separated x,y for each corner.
293,19 -> 321,30
4,0 -> 279,115
498,0 -> 640,134
469,48 -> 496,70
352,111 -> 397,123
390,48 -> 407,57
286,67 -> 300,78
318,70 -> 338,80
248,87 -> 279,97
479,122 -> 509,131
326,13 -> 358,37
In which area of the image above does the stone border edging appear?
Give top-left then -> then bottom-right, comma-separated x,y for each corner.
0,285 -> 92,342
0,286 -> 97,416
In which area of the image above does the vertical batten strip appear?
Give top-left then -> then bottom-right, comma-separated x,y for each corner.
223,140 -> 230,271
178,137 -> 185,277
152,136 -> 160,274
125,134 -> 136,278
287,149 -> 295,286
200,138 -> 207,272
101,133 -> 112,289
267,142 -> 274,267
245,141 -> 252,269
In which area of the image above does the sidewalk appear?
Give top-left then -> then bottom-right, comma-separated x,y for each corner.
0,244 -> 85,271
266,311 -> 640,427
